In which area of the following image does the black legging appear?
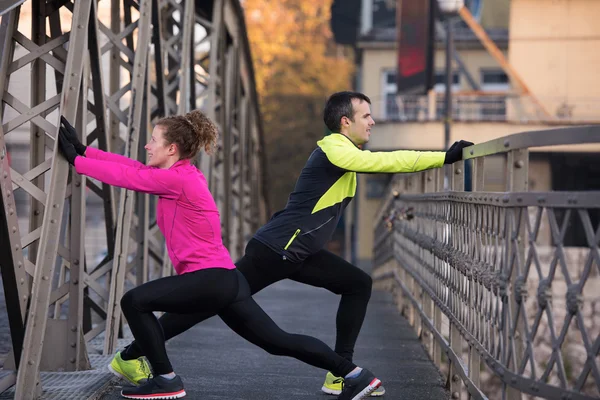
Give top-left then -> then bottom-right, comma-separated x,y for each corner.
120,267 -> 355,377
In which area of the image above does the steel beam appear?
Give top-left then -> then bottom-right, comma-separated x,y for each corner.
104,0 -> 152,354
15,0 -> 92,397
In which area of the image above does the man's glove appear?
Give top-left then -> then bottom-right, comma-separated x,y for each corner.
444,140 -> 474,164
60,116 -> 86,156
58,130 -> 78,165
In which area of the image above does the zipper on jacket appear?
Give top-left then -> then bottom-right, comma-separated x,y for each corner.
301,216 -> 335,236
284,229 -> 301,250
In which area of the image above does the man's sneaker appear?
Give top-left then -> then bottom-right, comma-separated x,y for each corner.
322,372 -> 345,395
121,375 -> 186,399
108,351 -> 152,386
338,369 -> 382,400
321,372 -> 386,397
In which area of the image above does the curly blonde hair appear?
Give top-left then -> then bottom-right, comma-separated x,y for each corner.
155,110 -> 219,159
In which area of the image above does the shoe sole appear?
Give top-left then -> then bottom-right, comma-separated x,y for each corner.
108,364 -> 147,386
322,385 -> 385,397
351,378 -> 382,400
120,389 -> 186,399
321,385 -> 342,395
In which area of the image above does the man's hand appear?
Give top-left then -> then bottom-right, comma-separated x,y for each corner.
60,116 -> 87,156
58,130 -> 78,165
444,140 -> 474,164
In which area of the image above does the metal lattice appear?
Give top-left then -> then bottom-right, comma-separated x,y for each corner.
0,0 -> 268,398
373,126 -> 600,400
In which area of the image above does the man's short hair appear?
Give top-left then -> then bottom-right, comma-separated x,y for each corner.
323,91 -> 371,133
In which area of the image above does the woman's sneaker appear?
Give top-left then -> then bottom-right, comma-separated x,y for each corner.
121,375 -> 186,399
322,371 -> 385,396
337,369 -> 382,400
108,351 -> 152,386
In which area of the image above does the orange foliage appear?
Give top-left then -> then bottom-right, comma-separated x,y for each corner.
244,0 -> 354,121
243,0 -> 355,210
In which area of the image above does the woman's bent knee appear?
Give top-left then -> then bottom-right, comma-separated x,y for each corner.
121,288 -> 147,314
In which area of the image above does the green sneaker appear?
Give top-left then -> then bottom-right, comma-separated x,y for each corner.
321,371 -> 386,396
108,351 -> 152,386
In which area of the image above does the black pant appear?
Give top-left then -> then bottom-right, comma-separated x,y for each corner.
238,239 -> 373,362
121,266 -> 355,377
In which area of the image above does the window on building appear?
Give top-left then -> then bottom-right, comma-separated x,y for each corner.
433,71 -> 461,118
382,70 -> 399,120
480,69 -> 509,119
433,71 -> 460,93
381,70 -> 427,121
481,69 -> 509,91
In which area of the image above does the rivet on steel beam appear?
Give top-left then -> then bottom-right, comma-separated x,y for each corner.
42,276 -> 48,280
74,259 -> 79,265
393,190 -> 399,198
514,160 -> 524,168
511,377 -> 517,384
6,190 -> 10,197
455,169 -> 462,175
75,181 -> 81,187
12,226 -> 16,233
34,210 -> 40,215
71,326 -> 77,332
70,358 -> 76,363
73,279 -> 78,285
3,172 -> 7,178
28,360 -> 34,365
23,295 -> 28,300
469,149 -> 474,155
77,24 -> 83,29
51,219 -> 56,223
17,262 -> 22,267
452,392 -> 459,399
70,342 -> 76,348
8,208 -> 13,215
53,203 -> 58,208
14,244 -> 19,250
504,140 -> 509,148
452,374 -> 459,382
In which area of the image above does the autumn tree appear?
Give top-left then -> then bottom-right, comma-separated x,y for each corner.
244,0 -> 354,211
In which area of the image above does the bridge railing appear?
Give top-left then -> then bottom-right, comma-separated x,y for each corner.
372,126 -> 600,400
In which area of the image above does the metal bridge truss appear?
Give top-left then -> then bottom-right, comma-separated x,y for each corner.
0,0 -> 268,398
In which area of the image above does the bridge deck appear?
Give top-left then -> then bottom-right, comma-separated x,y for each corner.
99,279 -> 449,400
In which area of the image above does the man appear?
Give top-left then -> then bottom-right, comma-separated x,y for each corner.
234,92 -> 472,396
110,91 -> 472,397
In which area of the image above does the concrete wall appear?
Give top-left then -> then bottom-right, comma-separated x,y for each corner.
509,0 -> 600,120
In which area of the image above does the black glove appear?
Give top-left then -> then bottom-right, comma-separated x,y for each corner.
58,130 -> 78,165
444,140 -> 474,164
60,116 -> 86,156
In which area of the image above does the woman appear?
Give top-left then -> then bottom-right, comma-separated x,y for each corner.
57,112 -> 382,400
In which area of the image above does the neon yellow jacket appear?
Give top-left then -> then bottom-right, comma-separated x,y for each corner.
254,134 -> 445,262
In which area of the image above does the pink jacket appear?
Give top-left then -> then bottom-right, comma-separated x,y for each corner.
75,147 -> 236,275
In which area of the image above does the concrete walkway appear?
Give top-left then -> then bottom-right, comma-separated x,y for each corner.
99,279 -> 449,400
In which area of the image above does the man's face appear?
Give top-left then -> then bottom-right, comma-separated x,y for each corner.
344,99 -> 375,146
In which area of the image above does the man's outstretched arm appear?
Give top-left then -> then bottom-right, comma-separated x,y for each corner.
319,137 -> 473,173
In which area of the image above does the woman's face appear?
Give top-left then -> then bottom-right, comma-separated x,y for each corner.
145,125 -> 177,168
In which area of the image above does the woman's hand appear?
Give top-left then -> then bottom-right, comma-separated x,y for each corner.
60,116 -> 87,156
58,130 -> 78,165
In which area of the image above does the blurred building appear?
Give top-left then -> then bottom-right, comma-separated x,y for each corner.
344,0 -> 600,268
